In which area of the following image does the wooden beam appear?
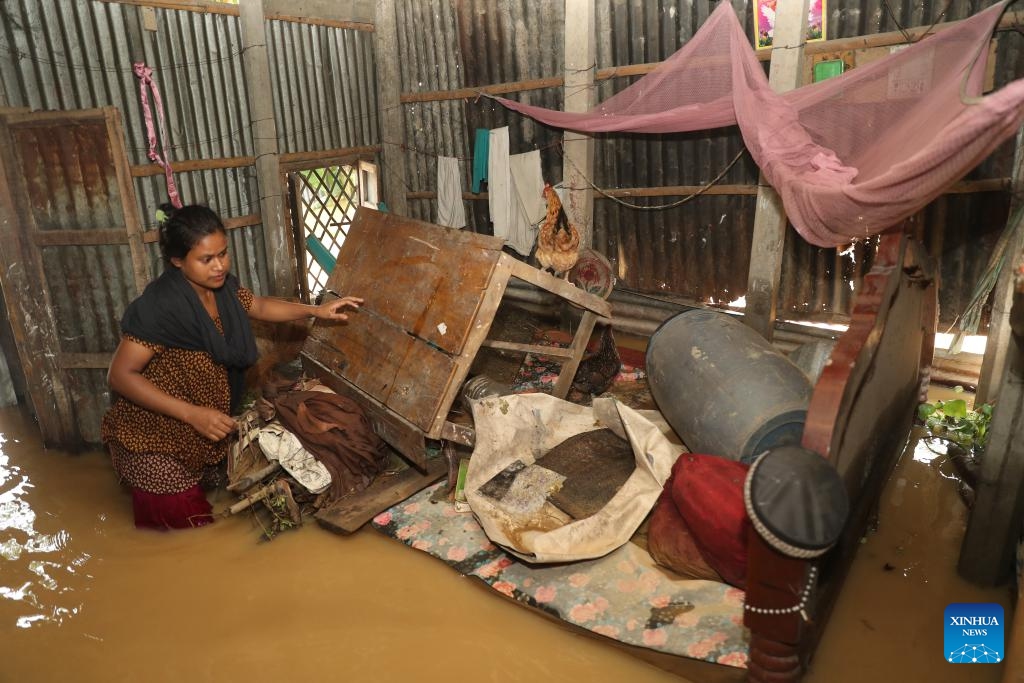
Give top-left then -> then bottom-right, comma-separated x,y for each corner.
977,126 -> 1024,404
400,76 -> 566,104
407,178 -> 1009,202
239,0 -> 294,297
744,0 -> 810,342
130,146 -> 385,179
959,273 -> 1024,585
563,0 -> 596,250
131,155 -> 255,177
33,229 -> 129,246
279,145 -> 381,168
396,11 -> 1024,106
141,212 -> 262,243
95,0 -> 240,16
315,455 -> 447,535
374,0 -> 407,216
265,12 -> 373,32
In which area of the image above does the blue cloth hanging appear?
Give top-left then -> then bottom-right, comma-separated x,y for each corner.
471,128 -> 490,193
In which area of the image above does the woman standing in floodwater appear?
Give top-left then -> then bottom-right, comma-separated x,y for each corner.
102,204 -> 361,530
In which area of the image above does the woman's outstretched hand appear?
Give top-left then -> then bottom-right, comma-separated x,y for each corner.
184,405 -> 237,441
314,295 -> 363,321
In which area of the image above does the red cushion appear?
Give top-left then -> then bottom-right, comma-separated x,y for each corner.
647,488 -> 723,582
668,453 -> 750,588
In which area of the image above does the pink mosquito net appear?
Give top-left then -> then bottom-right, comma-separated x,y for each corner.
495,1 -> 1024,247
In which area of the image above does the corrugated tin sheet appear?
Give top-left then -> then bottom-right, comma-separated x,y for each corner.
0,1 -> 379,297
1,0 -> 1021,333
0,1 -> 377,443
394,0 -> 565,223
393,0 -> 1024,326
266,18 -> 378,154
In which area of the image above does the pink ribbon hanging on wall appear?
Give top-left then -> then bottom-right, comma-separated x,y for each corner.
132,62 -> 182,209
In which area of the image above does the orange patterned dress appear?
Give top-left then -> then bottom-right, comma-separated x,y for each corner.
101,288 -> 254,494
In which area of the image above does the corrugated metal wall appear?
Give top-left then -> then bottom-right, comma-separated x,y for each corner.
0,0 -> 378,290
266,18 -> 378,154
0,0 -> 378,442
391,0 -> 1024,327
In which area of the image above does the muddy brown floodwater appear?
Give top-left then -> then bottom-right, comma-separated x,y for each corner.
0,385 -> 1013,682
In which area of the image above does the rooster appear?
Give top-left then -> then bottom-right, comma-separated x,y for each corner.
536,184 -> 581,279
570,325 -> 621,399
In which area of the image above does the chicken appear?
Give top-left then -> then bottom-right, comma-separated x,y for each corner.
536,183 -> 581,278
570,325 -> 621,399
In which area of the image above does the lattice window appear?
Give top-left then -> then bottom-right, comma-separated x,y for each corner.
292,165 -> 360,302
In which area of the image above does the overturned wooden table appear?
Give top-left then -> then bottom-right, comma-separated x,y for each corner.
301,208 -> 612,533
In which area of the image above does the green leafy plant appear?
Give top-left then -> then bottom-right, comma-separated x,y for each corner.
917,393 -> 994,454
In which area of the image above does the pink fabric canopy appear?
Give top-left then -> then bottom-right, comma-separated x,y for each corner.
496,1 -> 1024,247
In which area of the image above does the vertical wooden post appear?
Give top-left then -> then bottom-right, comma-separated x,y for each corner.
959,266 -> 1024,585
744,0 -> 810,341
976,125 -> 1024,404
374,0 -> 408,217
562,0 -> 595,249
238,0 -> 295,297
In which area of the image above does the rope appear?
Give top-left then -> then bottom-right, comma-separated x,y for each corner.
561,147 -> 748,211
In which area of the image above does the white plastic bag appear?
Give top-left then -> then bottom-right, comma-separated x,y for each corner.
465,394 -> 684,563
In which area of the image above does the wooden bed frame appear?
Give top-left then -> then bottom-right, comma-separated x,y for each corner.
742,225 -> 936,681
485,224 -> 935,683
291,211 -> 935,681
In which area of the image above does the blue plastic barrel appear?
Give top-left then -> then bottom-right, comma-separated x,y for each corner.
645,310 -> 813,464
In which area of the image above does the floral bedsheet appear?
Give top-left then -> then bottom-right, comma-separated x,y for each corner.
371,482 -> 749,668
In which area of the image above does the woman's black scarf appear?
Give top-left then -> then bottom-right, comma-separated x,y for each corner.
120,267 -> 258,413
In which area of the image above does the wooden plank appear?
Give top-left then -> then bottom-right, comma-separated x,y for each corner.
744,0 -> 810,342
0,115 -> 80,446
301,351 -> 429,469
305,324 -> 408,406
386,340 -> 457,432
374,0 -> 408,215
131,155 -> 256,177
105,108 -> 150,294
507,257 -> 612,317
427,254 -> 514,436
977,126 -> 1024,404
439,421 -> 475,446
551,310 -> 598,398
314,455 -> 447,535
32,229 -> 129,246
802,231 -> 906,461
280,145 -> 380,169
326,209 -> 505,356
4,109 -> 111,125
401,76 -> 566,104
409,179 -> 1008,202
239,0 -> 293,297
95,0 -> 240,16
264,12 -> 373,31
960,269 -> 1024,585
480,339 -> 576,359
563,0 -> 595,250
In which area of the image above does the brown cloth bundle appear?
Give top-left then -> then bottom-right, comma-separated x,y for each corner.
273,391 -> 388,503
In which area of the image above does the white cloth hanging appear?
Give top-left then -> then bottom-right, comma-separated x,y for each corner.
487,127 -> 512,244
506,150 -> 546,256
436,156 -> 467,228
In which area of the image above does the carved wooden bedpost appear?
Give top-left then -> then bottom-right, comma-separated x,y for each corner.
742,226 -> 935,682
743,446 -> 849,683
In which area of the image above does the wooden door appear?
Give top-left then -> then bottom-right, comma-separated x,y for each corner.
0,108 -> 149,448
